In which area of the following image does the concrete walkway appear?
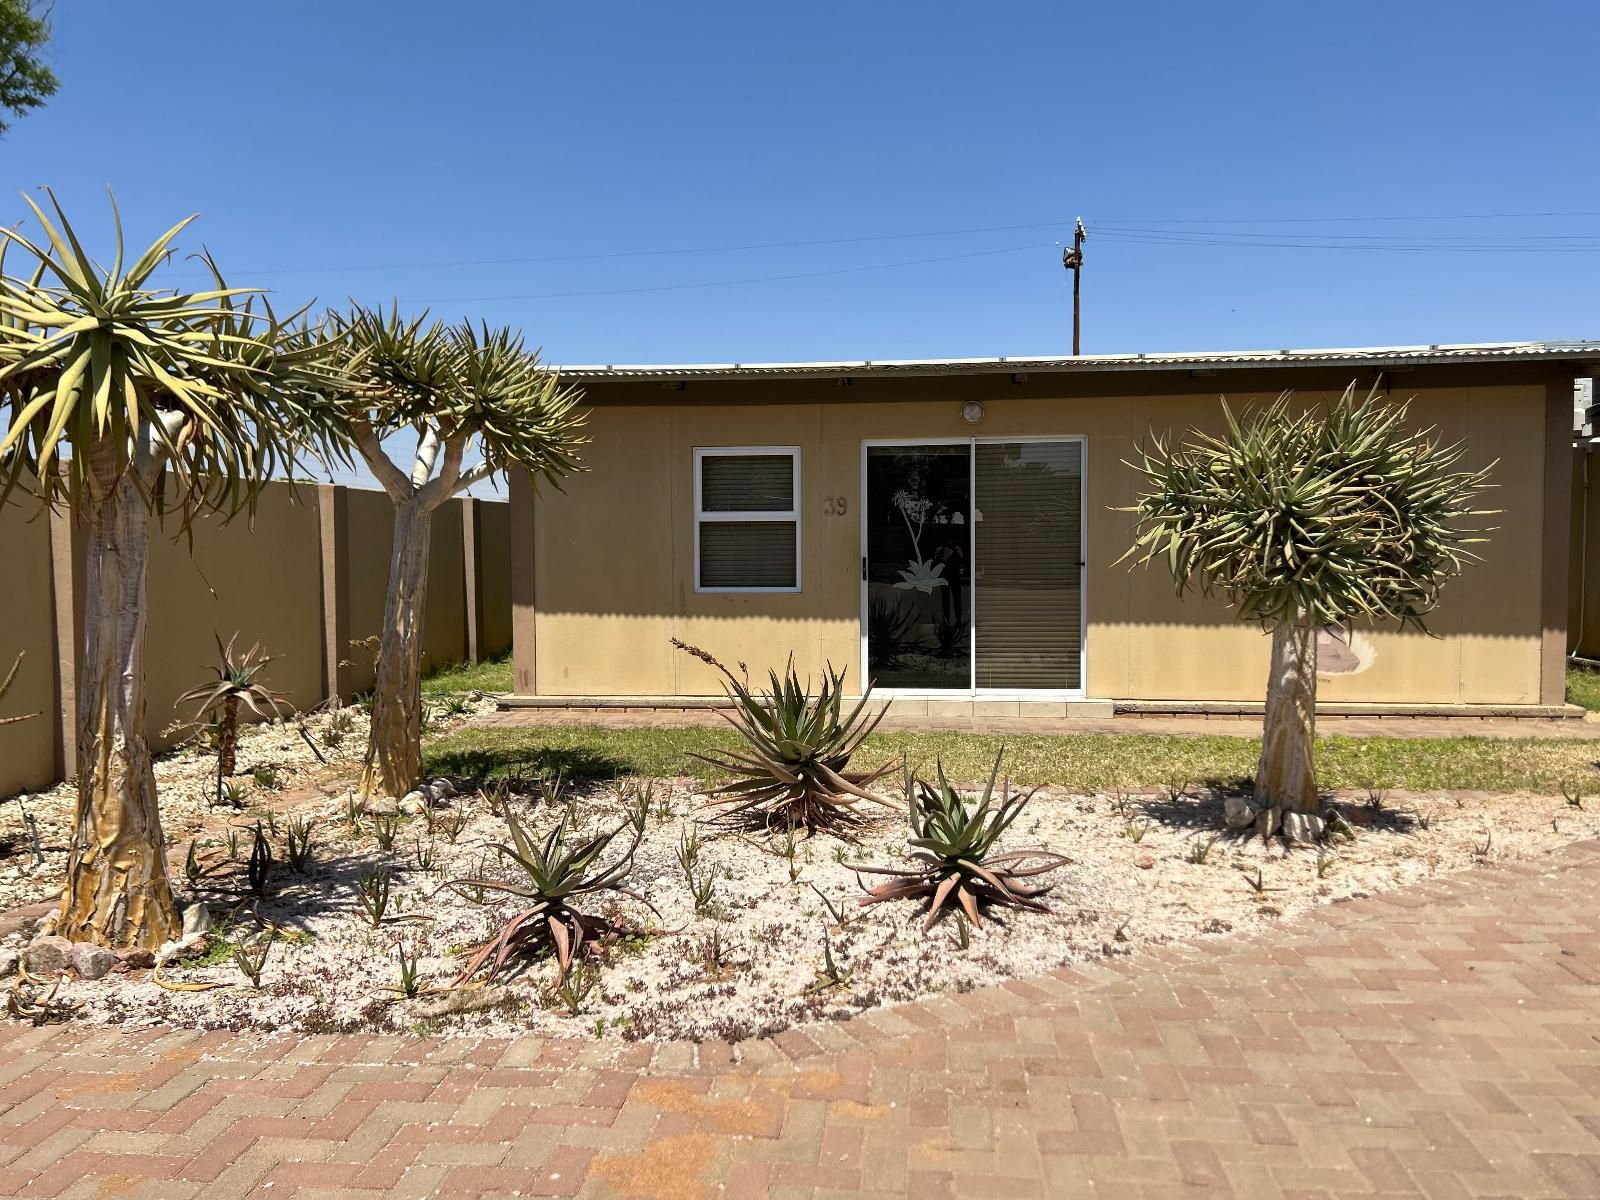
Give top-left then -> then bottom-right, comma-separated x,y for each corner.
4,843 -> 1600,1198
480,706 -> 1600,741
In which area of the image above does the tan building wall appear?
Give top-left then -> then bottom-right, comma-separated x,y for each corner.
519,366 -> 1565,708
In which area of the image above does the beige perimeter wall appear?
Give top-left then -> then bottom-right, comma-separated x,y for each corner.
1,481 -> 512,799
522,370 -> 1560,707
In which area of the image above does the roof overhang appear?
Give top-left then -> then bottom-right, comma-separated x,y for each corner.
558,340 -> 1600,383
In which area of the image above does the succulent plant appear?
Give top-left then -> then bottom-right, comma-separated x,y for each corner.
675,641 -> 895,835
177,633 -> 288,779
443,806 -> 653,986
851,752 -> 1069,932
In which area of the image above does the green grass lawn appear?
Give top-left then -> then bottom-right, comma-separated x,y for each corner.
1569,664 -> 1600,713
422,654 -> 513,695
423,722 -> 1600,794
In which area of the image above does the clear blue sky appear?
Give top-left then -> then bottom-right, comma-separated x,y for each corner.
4,1 -> 1596,483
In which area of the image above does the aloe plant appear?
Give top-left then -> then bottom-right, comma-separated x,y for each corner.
851,752 -> 1068,932
677,641 -> 895,835
443,800 -> 653,985
177,633 -> 287,778
1123,384 -> 1494,841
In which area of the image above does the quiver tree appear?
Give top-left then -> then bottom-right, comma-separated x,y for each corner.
1123,383 -> 1494,842
330,306 -> 585,800
0,191 -> 343,947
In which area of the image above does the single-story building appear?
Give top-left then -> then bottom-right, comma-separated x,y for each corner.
506,341 -> 1600,719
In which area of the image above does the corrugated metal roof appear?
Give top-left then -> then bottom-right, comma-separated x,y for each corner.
559,340 -> 1600,382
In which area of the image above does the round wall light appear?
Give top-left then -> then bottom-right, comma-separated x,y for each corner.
960,400 -> 985,425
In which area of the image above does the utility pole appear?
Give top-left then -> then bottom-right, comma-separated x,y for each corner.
1062,218 -> 1086,355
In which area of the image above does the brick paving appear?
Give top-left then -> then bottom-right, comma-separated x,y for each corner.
4,842 -> 1600,1198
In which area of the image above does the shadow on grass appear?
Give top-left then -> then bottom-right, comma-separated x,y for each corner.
424,744 -> 632,789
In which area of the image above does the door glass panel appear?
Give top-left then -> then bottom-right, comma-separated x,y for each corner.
973,441 -> 1083,689
865,445 -> 971,689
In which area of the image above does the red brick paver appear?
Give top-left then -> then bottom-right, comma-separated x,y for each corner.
4,842 -> 1599,1198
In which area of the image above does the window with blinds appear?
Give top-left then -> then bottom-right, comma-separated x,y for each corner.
694,448 -> 801,591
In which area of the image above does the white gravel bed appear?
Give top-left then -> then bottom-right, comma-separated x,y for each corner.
0,695 -> 497,915
6,766 -> 1595,1044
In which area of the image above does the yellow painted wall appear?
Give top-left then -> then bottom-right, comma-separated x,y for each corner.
527,379 -> 1546,705
0,495 -> 59,795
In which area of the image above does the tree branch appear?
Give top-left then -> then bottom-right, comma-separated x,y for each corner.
351,416 -> 411,501
419,434 -> 467,509
456,461 -> 499,492
410,426 -> 442,489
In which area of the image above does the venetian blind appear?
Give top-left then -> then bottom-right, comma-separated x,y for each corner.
973,441 -> 1082,689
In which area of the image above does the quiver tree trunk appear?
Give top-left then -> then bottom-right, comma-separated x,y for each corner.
57,439 -> 180,949
362,499 -> 433,799
1253,621 -> 1321,842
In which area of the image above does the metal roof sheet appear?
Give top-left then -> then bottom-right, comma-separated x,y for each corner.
558,340 -> 1600,382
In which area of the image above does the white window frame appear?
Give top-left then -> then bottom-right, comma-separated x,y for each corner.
693,446 -> 802,594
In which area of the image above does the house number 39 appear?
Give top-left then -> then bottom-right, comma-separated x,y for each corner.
823,496 -> 848,516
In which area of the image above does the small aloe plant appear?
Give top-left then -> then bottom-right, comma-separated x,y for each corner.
177,633 -> 288,779
674,640 -> 896,835
850,751 -> 1069,933
442,809 -> 655,986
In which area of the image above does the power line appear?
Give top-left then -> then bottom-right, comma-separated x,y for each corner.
171,219 -> 1081,280
1091,229 -> 1600,253
395,242 -> 1055,305
162,209 -> 1600,282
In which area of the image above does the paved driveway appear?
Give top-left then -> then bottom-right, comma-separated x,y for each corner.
3,843 -> 1599,1198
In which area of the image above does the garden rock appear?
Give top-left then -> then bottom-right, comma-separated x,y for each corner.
117,948 -> 156,971
24,934 -> 73,976
426,779 -> 456,803
1280,812 -> 1326,845
407,985 -> 510,1019
1223,795 -> 1258,830
70,943 -> 118,981
159,932 -> 210,966
0,948 -> 19,980
181,903 -> 212,939
399,791 -> 428,816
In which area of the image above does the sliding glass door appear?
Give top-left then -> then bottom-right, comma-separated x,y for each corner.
864,444 -> 972,689
863,438 -> 1083,694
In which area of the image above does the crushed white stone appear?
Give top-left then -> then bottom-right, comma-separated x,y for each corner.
5,755 -> 1594,1043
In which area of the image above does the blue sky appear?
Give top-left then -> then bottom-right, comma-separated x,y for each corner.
4,1 -> 1596,484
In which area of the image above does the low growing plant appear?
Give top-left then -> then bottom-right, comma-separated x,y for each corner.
674,640 -> 896,835
285,817 -> 315,874
850,752 -> 1069,932
372,810 -> 401,852
805,931 -> 852,993
357,866 -> 393,927
231,931 -> 273,988
246,823 -> 273,898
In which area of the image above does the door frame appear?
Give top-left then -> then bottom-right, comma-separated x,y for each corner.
858,435 -> 1088,699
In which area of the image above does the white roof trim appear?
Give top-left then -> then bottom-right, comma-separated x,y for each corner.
558,340 -> 1600,381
